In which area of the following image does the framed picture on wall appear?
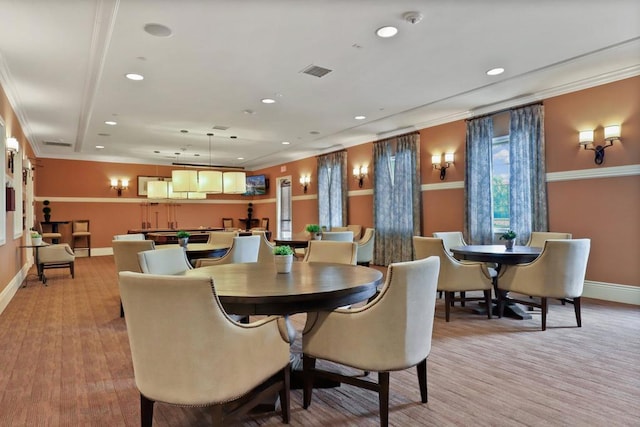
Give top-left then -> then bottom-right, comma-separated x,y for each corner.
137,176 -> 168,196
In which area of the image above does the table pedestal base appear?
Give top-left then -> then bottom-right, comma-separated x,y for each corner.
472,301 -> 532,320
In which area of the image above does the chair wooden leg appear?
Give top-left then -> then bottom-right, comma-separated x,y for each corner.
541,297 -> 548,331
140,394 -> 154,427
120,301 -> 125,318
70,262 -> 75,278
211,405 -> 224,427
378,371 -> 390,427
484,289 -> 492,319
573,297 -> 582,327
416,358 -> 428,403
279,366 -> 291,423
497,293 -> 505,318
302,355 -> 316,409
444,292 -> 451,322
459,291 -> 466,307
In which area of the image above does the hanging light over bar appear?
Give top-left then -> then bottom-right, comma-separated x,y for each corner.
147,180 -> 168,199
198,170 -> 223,193
171,169 -> 198,192
223,171 -> 247,194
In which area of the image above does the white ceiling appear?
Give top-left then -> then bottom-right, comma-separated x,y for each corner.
1,0 -> 639,171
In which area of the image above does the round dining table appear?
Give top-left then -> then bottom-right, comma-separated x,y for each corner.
184,261 -> 383,316
450,245 -> 542,319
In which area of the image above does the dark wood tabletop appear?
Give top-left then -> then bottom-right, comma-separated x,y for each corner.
184,262 -> 383,315
273,238 -> 311,249
451,245 -> 541,265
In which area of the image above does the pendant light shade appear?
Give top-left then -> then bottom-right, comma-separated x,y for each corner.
171,170 -> 198,192
147,180 -> 168,199
223,171 -> 247,194
198,170 -> 223,193
187,191 -> 207,199
168,182 -> 186,199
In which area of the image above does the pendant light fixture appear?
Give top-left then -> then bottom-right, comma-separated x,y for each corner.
198,133 -> 223,193
171,131 -> 198,192
147,180 -> 168,199
223,171 -> 247,194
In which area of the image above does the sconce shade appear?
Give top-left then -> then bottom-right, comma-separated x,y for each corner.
604,125 -> 621,140
223,171 -> 247,194
579,130 -> 594,144
444,152 -> 454,163
147,180 -> 168,199
198,170 -> 223,193
431,155 -> 441,165
171,170 -> 198,192
110,178 -> 119,187
6,137 -> 19,152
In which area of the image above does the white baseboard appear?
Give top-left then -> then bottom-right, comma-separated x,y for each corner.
583,280 -> 640,305
0,264 -> 30,315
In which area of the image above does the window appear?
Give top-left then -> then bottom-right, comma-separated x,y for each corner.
491,135 -> 510,230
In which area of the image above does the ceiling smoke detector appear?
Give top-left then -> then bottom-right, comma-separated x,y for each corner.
403,12 -> 424,24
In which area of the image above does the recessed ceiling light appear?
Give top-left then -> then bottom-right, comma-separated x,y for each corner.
104,120 -> 117,126
486,67 -> 505,76
261,98 -> 276,104
282,141 -> 291,145
153,150 -> 160,153
143,23 -> 172,38
237,157 -> 244,160
376,26 -> 398,38
125,73 -> 144,81
95,145 -> 104,149
354,115 -> 366,120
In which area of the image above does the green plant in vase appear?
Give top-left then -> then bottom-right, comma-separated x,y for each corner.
500,230 -> 517,249
306,224 -> 322,240
273,245 -> 294,273
176,230 -> 190,247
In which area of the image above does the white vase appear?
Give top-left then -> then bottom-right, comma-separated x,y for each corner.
178,237 -> 189,248
313,232 -> 322,240
32,237 -> 43,246
504,239 -> 515,250
274,254 -> 293,274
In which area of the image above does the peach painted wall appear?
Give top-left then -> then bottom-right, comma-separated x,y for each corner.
2,76 -> 639,296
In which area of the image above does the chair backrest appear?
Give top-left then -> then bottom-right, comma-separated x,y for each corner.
39,244 -> 75,263
413,236 -> 491,291
260,217 -> 269,230
303,241 -> 357,265
526,232 -> 572,248
72,219 -> 90,233
138,247 -> 192,275
207,230 -> 238,246
321,231 -> 354,242
432,231 -> 466,253
118,271 -> 289,404
222,218 -> 234,229
113,233 -> 145,241
252,230 -> 275,263
357,228 -> 376,263
361,256 -> 440,366
207,235 -> 261,265
346,224 -> 362,240
509,239 -> 590,298
112,240 -> 156,274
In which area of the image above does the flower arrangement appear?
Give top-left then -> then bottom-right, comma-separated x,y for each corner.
30,230 -> 41,238
273,245 -> 294,256
176,230 -> 191,238
500,230 -> 517,240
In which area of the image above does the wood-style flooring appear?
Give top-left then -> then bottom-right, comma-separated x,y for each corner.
0,256 -> 638,426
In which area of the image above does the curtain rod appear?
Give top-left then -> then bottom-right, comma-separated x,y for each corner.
374,130 -> 420,144
466,101 -> 543,122
315,148 -> 347,158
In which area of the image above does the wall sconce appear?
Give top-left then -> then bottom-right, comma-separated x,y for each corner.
579,125 -> 621,165
432,152 -> 454,180
110,178 -> 129,196
353,165 -> 368,188
6,137 -> 19,173
300,175 -> 311,193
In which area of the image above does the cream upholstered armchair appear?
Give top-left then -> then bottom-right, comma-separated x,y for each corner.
118,272 -> 291,426
195,235 -> 260,267
356,227 -> 375,266
38,244 -> 75,284
526,231 -> 572,248
497,239 -> 590,331
432,231 -> 466,253
413,236 -> 493,322
113,233 -> 145,241
303,240 -> 357,265
302,256 -> 440,426
112,240 -> 156,317
321,231 -> 354,242
207,230 -> 238,246
252,230 -> 275,263
138,247 -> 192,275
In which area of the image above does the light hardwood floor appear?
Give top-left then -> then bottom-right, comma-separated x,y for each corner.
0,256 -> 638,426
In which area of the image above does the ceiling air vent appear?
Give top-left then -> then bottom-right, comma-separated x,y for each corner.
301,64 -> 333,78
43,140 -> 72,147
